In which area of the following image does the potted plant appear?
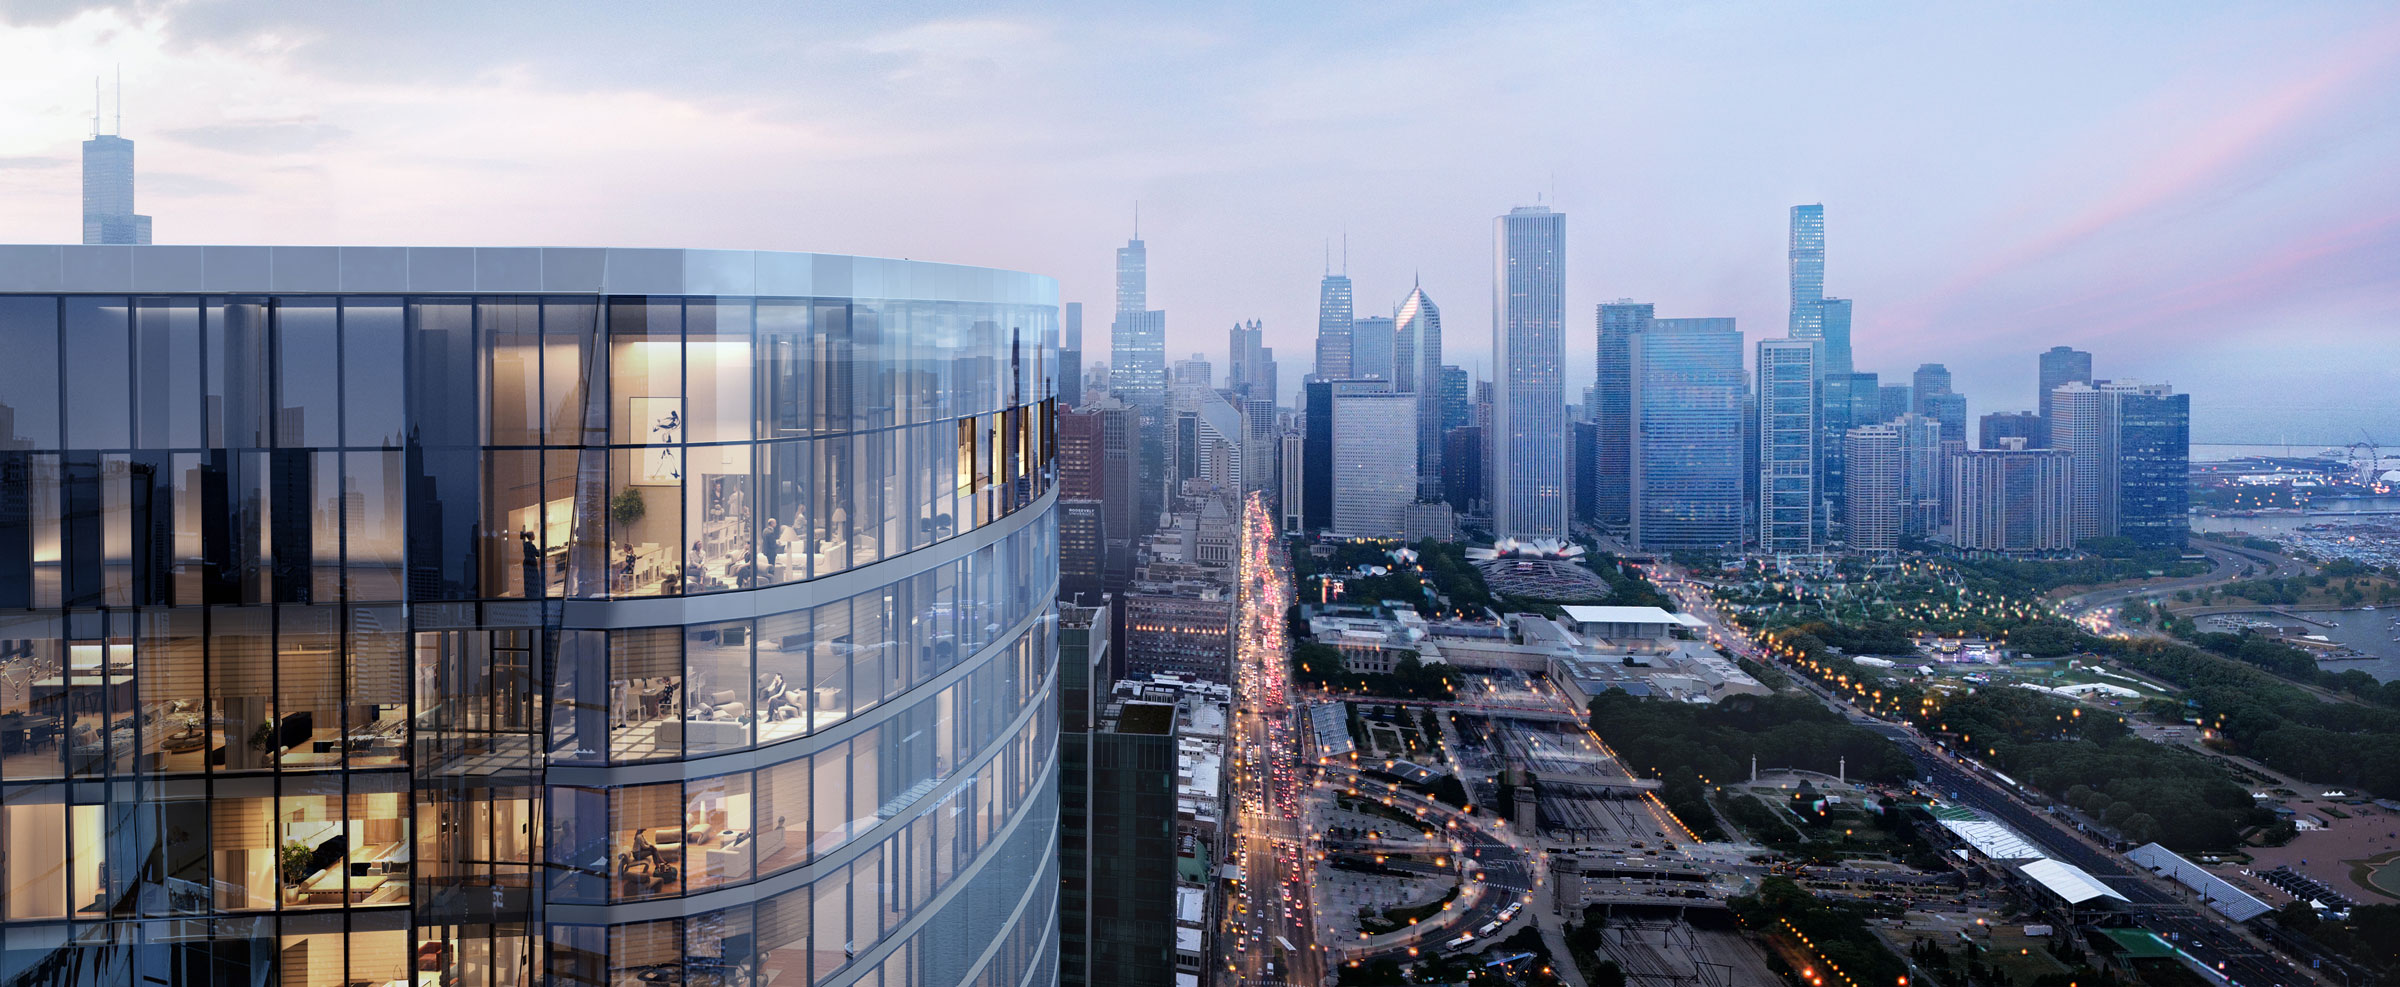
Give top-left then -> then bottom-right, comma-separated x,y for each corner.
278,841 -> 315,886
611,487 -> 647,533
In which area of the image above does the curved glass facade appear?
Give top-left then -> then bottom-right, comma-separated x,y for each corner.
0,247 -> 1060,987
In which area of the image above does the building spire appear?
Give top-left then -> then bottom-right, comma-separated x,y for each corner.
114,64 -> 122,135
1133,200 -> 1139,239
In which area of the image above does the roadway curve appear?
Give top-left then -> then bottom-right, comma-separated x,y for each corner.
1318,764 -> 1541,970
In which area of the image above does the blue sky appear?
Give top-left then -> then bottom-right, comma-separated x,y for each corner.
1,1 -> 2395,443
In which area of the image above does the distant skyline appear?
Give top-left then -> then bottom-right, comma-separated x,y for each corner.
2,2 -> 2396,440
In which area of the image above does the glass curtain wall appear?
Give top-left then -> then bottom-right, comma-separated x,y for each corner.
0,278 -> 1056,987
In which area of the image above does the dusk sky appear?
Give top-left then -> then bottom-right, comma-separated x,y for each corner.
2,1 -> 2395,445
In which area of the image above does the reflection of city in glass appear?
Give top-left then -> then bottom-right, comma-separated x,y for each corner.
0,246 -> 1062,987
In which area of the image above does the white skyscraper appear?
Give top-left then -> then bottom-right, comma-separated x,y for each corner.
1394,283 -> 1444,496
1844,424 -> 1902,554
1329,384 -> 1417,539
2049,382 -> 2115,541
1951,440 -> 2075,555
1492,205 -> 1567,540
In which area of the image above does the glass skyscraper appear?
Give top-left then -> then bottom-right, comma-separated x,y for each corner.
1756,338 -> 1816,553
1394,285 -> 1443,496
1629,318 -> 1744,550
1313,273 -> 1353,380
1911,363 -> 1953,415
0,245 -> 1061,987
1492,206 -> 1567,541
82,126 -> 151,246
1815,296 -> 1852,378
1787,204 -> 1824,339
1111,238 -> 1165,407
2112,384 -> 2190,548
1816,370 -> 1877,539
2036,345 -> 2093,444
1349,315 -> 1396,383
1593,301 -> 1651,532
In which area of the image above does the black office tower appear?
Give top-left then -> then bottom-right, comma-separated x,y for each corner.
1302,379 -> 1334,532
2116,390 -> 2190,547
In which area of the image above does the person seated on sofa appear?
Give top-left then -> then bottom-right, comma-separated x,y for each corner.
758,672 -> 807,722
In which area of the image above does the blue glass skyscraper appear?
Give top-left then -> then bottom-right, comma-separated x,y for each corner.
1816,296 -> 1852,378
2114,385 -> 2190,547
1788,204 -> 1824,338
1757,337 -> 1817,553
1594,300 -> 1652,532
1630,318 -> 1745,550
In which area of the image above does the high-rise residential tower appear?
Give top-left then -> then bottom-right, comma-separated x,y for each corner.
1788,204 -> 1824,338
1492,205 -> 1568,540
1314,272 -> 1353,380
1844,424 -> 1903,554
0,245 -> 1062,985
1395,284 -> 1444,495
1629,318 -> 1745,550
1594,300 -> 1652,532
1756,337 -> 1817,553
2111,382 -> 2190,548
2049,381 -> 2115,541
1951,440 -> 2076,556
1894,413 -> 1945,537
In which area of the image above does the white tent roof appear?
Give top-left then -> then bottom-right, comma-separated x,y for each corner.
1938,818 -> 2047,861
2018,859 -> 2129,905
2127,843 -> 2272,922
1558,605 -> 1706,628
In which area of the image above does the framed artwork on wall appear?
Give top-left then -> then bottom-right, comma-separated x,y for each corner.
631,397 -> 683,484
